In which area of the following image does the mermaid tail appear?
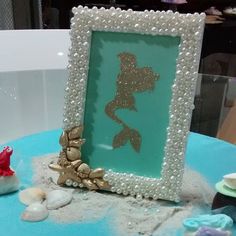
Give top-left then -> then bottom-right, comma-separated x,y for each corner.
112,126 -> 141,152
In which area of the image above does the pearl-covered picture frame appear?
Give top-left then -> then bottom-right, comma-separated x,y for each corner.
50,6 -> 205,202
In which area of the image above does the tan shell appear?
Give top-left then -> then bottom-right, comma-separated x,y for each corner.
59,131 -> 68,147
68,126 -> 83,140
59,151 -> 67,159
89,168 -> 105,179
69,139 -> 85,148
93,178 -> 110,190
71,159 -> 83,168
48,163 -> 63,172
66,147 -> 81,161
77,163 -> 90,178
82,179 -> 98,190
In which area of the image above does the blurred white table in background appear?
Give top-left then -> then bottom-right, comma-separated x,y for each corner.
0,30 -> 70,144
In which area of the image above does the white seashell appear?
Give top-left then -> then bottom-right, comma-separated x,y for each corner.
21,203 -> 48,222
19,187 -> 46,206
224,173 -> 236,190
46,190 -> 72,210
0,174 -> 19,195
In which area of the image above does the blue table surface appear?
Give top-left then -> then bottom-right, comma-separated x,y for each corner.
0,130 -> 236,236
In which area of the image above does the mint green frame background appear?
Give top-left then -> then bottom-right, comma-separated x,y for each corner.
82,31 -> 180,178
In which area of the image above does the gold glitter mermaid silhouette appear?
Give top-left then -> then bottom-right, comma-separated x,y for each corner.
105,52 -> 159,152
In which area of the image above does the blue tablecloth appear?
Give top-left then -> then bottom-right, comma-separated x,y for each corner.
1,130 -> 236,236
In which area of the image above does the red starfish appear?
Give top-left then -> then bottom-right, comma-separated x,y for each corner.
0,146 -> 14,176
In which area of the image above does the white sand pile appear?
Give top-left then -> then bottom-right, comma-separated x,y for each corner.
32,154 -> 215,236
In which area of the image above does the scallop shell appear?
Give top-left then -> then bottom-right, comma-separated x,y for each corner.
59,131 -> 69,148
224,173 -> 236,190
21,203 -> 48,222
68,126 -> 83,140
77,163 -> 90,178
89,168 -> 105,179
66,147 -> 81,161
46,190 -> 72,210
19,187 -> 46,206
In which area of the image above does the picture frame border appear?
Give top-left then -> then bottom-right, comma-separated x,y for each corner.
61,6 -> 205,202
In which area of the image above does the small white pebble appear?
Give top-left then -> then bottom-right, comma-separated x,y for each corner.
127,222 -> 133,229
82,194 -> 88,200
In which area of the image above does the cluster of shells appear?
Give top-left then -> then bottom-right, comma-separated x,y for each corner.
49,126 -> 110,191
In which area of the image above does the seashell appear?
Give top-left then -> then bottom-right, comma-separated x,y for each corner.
59,131 -> 69,148
93,178 -> 110,189
223,173 -> 236,190
69,139 -> 85,148
59,150 -> 67,159
68,126 -> 83,140
19,187 -> 46,206
46,190 -> 72,210
82,179 -> 98,190
89,168 -> 105,179
48,163 -> 63,172
66,147 -> 81,161
21,203 -> 48,222
77,163 -> 90,178
71,159 -> 83,168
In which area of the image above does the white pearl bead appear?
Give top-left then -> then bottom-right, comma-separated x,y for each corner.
66,179 -> 72,186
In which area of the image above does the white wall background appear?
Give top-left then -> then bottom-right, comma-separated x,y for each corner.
0,30 -> 70,144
